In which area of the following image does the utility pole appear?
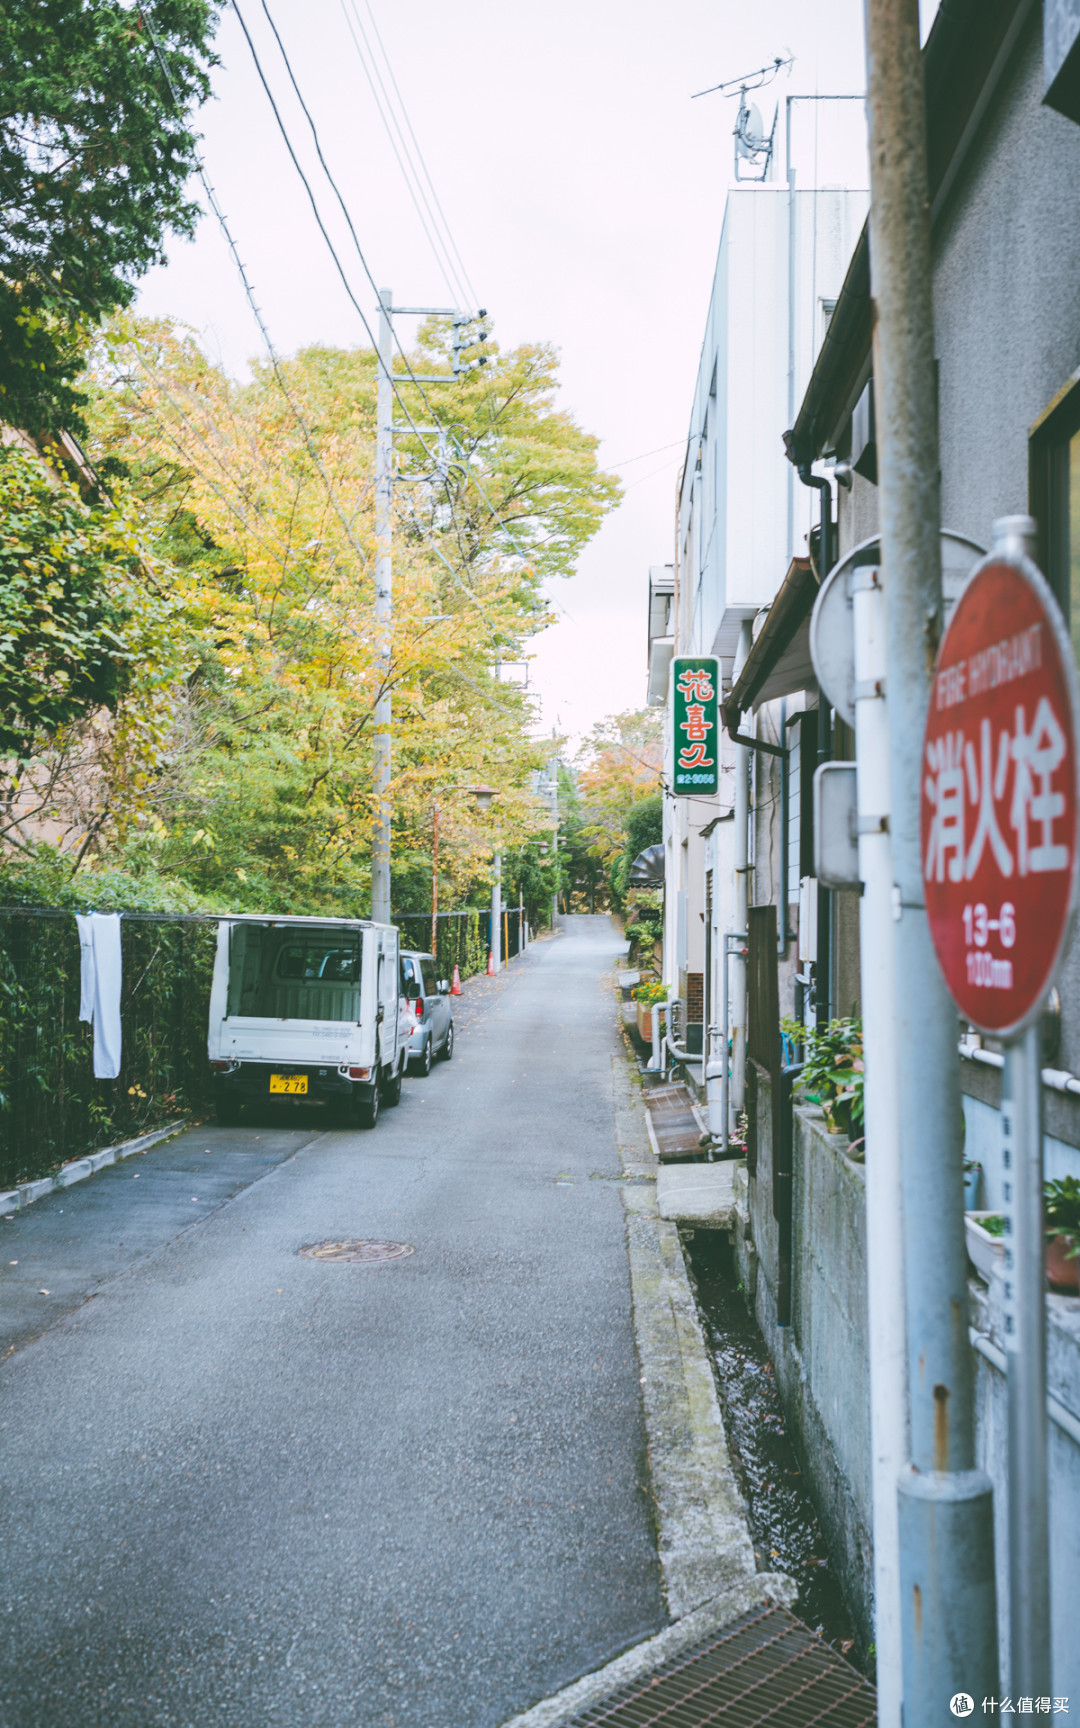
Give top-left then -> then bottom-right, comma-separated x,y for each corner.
491,851 -> 502,972
371,286 -> 394,926
368,294 -> 489,925
863,1 -> 998,1714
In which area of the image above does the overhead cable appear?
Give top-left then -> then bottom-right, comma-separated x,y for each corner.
336,0 -> 469,307
135,2 -> 371,572
236,0 -> 447,461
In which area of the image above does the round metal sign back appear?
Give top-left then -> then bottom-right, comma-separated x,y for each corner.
922,555 -> 1080,1034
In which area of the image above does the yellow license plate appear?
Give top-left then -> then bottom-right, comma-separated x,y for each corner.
269,1074 -> 308,1095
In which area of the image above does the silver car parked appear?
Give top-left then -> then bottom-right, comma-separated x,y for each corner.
399,950 -> 454,1075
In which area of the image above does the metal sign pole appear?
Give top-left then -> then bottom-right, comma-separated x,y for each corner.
920,512 -> 1080,1706
1001,1024 -> 1050,1698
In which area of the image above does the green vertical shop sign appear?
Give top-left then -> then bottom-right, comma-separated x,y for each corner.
671,656 -> 720,796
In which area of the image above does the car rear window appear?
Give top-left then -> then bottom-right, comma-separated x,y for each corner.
226,924 -> 362,1021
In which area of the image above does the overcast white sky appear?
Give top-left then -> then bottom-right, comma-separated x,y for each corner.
135,0 -> 893,749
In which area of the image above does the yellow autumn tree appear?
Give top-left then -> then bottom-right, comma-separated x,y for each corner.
78,315 -> 620,911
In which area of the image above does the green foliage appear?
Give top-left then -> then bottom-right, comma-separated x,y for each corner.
78,321 -> 615,911
0,0 -> 218,432
632,980 -> 667,1006
625,794 -> 663,859
0,443 -> 174,769
0,906 -> 218,1186
786,1015 -> 865,1138
0,844 -> 228,914
626,888 -> 663,963
1045,1176 -> 1080,1248
574,712 -> 663,909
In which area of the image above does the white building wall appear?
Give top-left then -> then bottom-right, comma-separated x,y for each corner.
660,170 -> 867,1037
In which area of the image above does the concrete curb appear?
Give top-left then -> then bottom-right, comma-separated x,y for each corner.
611,1051 -> 776,1620
0,1119 -> 188,1217
498,1030 -> 795,1728
498,1573 -> 797,1728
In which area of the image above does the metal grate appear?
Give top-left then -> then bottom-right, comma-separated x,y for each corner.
564,1603 -> 876,1728
645,1083 -> 705,1161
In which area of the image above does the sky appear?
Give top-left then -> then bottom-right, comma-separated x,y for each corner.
135,0 -> 880,752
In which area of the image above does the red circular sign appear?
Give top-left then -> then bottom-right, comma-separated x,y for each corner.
922,556 -> 1080,1034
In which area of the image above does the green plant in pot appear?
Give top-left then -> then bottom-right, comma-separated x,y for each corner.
1044,1175 -> 1080,1291
632,981 -> 668,1008
786,1016 -> 865,1140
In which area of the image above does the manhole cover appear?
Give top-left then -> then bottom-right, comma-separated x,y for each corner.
298,1239 -> 414,1264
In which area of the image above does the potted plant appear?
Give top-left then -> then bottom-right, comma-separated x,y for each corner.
789,1017 -> 865,1142
1044,1176 -> 1080,1292
632,979 -> 667,1043
963,1158 -> 982,1211
964,1211 -> 1005,1282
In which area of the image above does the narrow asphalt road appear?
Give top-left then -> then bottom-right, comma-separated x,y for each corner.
0,917 -> 664,1728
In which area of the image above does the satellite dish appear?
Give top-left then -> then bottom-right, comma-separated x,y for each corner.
736,102 -> 766,157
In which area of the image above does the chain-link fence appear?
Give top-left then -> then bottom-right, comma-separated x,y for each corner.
0,904 -> 530,1186
0,910 -> 219,1190
394,907 -> 526,973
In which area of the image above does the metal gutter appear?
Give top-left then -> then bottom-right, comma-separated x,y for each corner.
721,559 -> 818,736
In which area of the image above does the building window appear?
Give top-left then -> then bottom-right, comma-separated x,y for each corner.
1029,370 -> 1080,662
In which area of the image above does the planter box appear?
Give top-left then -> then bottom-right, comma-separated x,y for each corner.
636,1003 -> 665,1042
965,1211 -> 1004,1282
1046,1233 -> 1080,1292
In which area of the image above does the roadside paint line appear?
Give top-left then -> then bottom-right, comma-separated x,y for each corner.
0,1120 -> 188,1217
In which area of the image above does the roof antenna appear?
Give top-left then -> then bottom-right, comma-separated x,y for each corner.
692,52 -> 793,183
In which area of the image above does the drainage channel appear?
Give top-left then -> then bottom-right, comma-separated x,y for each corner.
682,1232 -> 869,1677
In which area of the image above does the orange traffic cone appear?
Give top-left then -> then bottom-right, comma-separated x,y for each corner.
450,964 -> 462,996
486,950 -> 495,976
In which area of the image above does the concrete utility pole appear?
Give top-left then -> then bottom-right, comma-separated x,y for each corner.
371,286 -> 394,926
369,295 -> 483,924
863,1 -> 998,1714
491,851 -> 503,972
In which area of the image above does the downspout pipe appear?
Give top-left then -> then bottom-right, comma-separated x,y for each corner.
799,467 -> 833,580
782,431 -> 833,582
784,437 -> 836,1027
730,621 -> 753,1130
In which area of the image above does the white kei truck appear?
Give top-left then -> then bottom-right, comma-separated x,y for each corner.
207,916 -> 408,1130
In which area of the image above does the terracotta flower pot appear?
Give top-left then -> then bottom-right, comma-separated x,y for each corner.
1045,1233 -> 1080,1292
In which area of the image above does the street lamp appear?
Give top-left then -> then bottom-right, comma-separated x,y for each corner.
430,783 -> 500,957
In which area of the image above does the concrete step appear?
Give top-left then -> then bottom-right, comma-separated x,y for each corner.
656,1160 -> 742,1231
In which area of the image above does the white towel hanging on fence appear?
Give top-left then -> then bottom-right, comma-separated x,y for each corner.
75,913 -> 123,1079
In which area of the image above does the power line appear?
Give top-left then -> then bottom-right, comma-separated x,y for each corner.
239,0 -> 544,636
343,0 -> 477,307
604,437 -> 685,469
237,0 -> 453,464
336,0 -> 467,307
135,2 -> 372,575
